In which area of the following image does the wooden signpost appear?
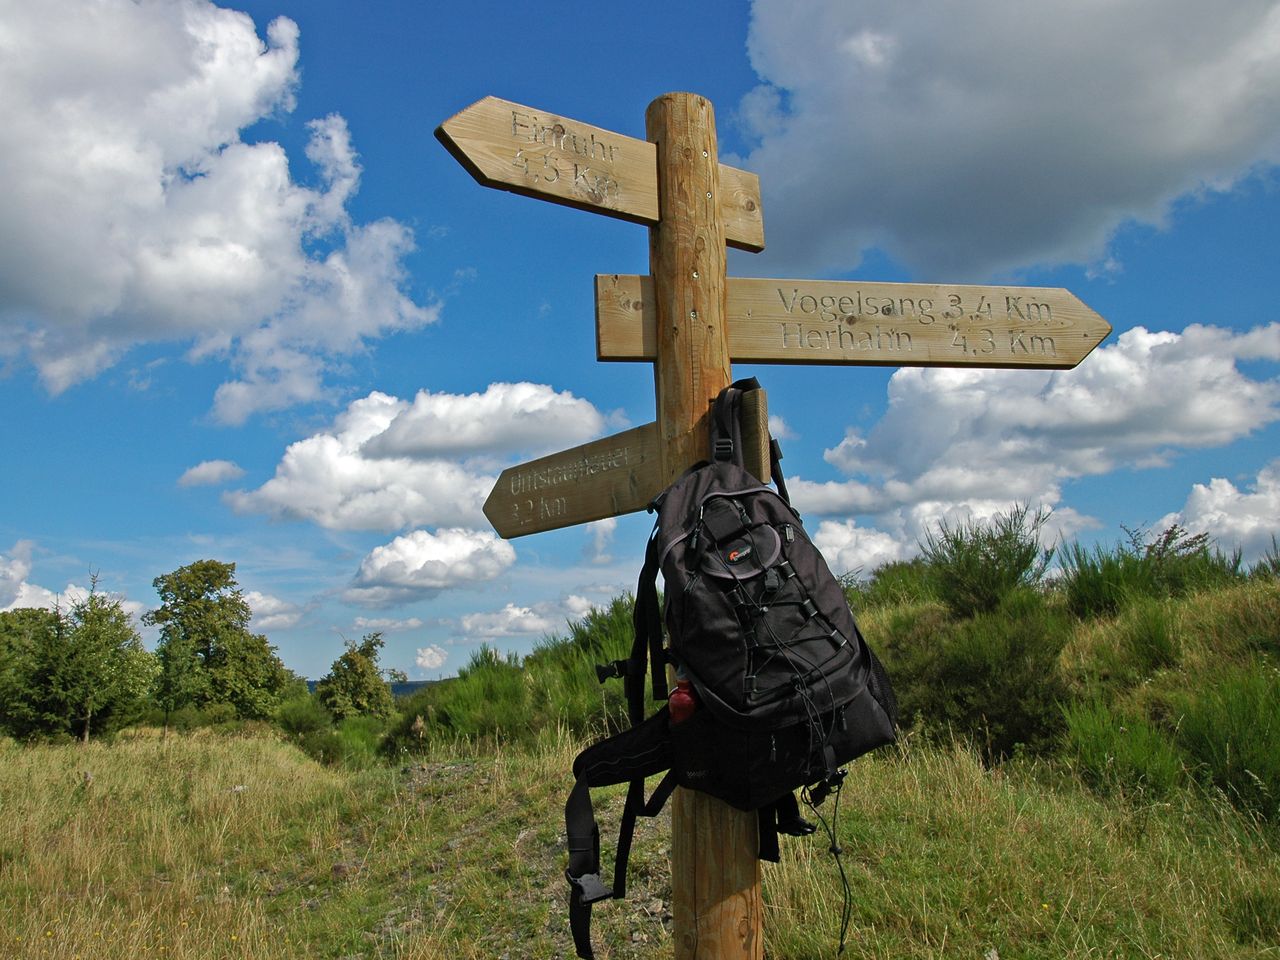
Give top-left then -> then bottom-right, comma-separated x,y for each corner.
596,274 -> 1110,369
437,92 -> 1111,959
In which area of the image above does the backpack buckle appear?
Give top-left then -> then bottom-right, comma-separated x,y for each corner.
566,870 -> 613,905
713,438 -> 734,462
595,660 -> 629,684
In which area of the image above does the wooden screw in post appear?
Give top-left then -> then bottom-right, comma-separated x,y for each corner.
647,91 -> 763,960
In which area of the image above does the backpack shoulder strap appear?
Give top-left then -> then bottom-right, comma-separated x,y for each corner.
709,376 -> 760,466
565,710 -> 676,959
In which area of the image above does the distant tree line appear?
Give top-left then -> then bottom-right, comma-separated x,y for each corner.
0,558 -> 405,746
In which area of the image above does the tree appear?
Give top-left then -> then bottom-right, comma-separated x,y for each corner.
315,633 -> 396,721
61,581 -> 158,742
0,607 -> 61,738
143,560 -> 291,722
0,581 -> 156,741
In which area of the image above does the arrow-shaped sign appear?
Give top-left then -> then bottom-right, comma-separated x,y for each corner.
596,275 -> 1111,369
436,96 -> 765,252
484,422 -> 663,539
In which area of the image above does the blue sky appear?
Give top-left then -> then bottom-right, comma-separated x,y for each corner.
2,0 -> 1278,680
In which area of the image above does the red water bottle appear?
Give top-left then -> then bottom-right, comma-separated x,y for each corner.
669,677 -> 698,724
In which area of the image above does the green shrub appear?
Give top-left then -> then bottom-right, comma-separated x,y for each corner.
1176,666 -> 1280,821
297,727 -> 342,765
886,590 -> 1070,761
919,504 -> 1054,618
1121,597 -> 1180,672
1062,699 -> 1184,798
334,714 -> 387,768
383,596 -> 640,755
1060,541 -> 1153,619
275,693 -> 332,739
1062,525 -> 1244,620
848,558 -> 938,609
1252,536 -> 1280,581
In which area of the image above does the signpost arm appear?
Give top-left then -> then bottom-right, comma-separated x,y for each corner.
647,91 -> 763,960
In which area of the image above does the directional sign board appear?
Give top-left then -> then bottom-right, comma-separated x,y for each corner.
596,275 -> 1111,369
436,96 -> 765,252
484,423 -> 663,539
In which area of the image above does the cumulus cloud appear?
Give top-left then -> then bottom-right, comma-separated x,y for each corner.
1158,460 -> 1280,563
811,519 -> 910,579
0,542 -> 148,617
785,323 -> 1279,568
794,323 -> 1280,517
0,541 -> 57,611
178,459 -> 245,487
416,644 -> 448,672
228,384 -> 611,532
0,0 -> 435,420
362,382 -> 606,461
345,528 -> 516,607
453,595 -> 596,643
583,518 -> 617,565
245,590 -> 301,630
354,616 -> 424,632
226,391 -> 490,530
739,0 -> 1280,278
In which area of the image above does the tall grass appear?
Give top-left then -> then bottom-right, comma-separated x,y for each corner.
1176,666 -> 1280,822
5,728 -> 1279,959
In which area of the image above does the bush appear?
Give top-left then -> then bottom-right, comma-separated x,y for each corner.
919,504 -> 1054,618
1119,598 -> 1181,673
275,693 -> 332,739
1062,699 -> 1184,798
1252,536 -> 1280,580
1062,525 -> 1244,620
383,596 -> 639,755
334,715 -> 387,768
884,590 -> 1070,761
1176,667 -> 1280,822
848,558 -> 938,609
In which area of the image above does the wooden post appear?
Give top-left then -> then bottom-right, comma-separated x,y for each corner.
647,92 -> 763,960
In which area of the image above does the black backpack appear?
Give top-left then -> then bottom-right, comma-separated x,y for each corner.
564,378 -> 897,959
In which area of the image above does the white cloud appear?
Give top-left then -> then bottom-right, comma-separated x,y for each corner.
811,519 -> 909,579
362,382 -> 606,461
0,0 -> 434,419
458,603 -> 558,641
244,589 -> 300,630
1158,459 -> 1280,564
345,528 -> 516,607
178,459 -> 245,487
0,542 -> 148,618
793,324 -> 1280,525
739,0 -> 1280,278
0,541 -> 56,611
583,518 -> 617,565
228,384 -> 613,532
226,391 -> 490,531
353,616 -> 424,632
416,644 -> 448,672
453,594 -> 597,643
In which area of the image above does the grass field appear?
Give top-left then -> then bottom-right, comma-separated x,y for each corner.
3,725 -> 1277,959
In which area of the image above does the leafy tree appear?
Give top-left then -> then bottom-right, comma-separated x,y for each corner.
143,560 -> 291,722
61,581 -> 158,742
315,632 -> 396,721
0,582 -> 156,741
0,607 -> 61,738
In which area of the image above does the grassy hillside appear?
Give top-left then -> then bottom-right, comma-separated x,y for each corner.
4,522 -> 1277,958
2,723 -> 1278,959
